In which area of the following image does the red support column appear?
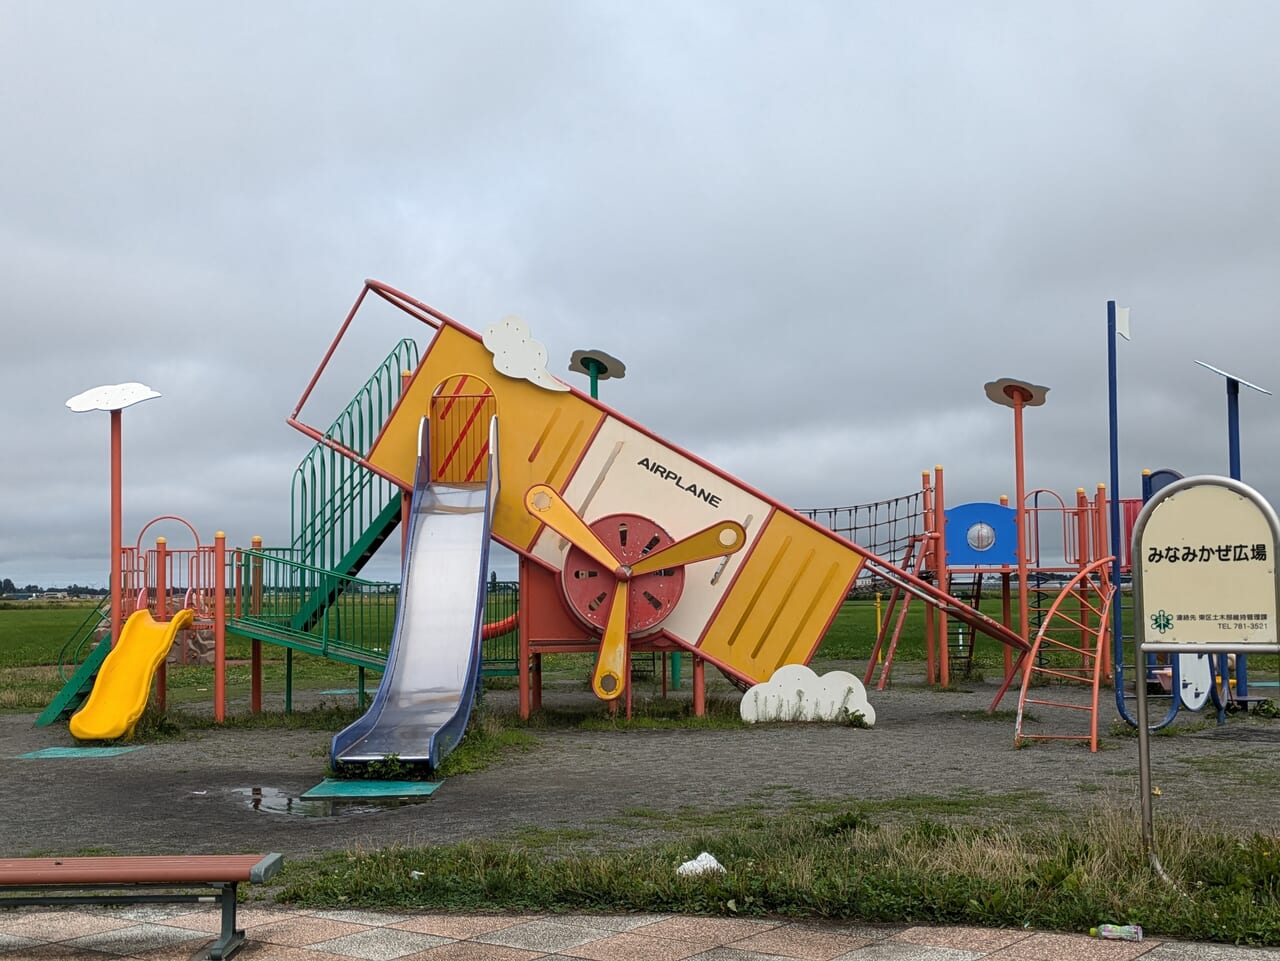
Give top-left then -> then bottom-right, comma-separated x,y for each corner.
693,657 -> 705,717
214,532 -> 227,723
250,535 -> 263,714
934,465 -> 949,687
155,538 -> 168,620
920,471 -> 937,685
155,536 -> 169,711
1012,392 -> 1030,648
1075,488 -> 1091,668
518,557 -> 532,720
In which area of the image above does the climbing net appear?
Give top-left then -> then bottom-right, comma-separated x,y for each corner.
798,490 -> 925,593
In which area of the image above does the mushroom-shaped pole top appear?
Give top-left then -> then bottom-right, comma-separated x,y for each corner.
569,349 -> 627,381
66,382 -> 162,413
983,377 -> 1049,410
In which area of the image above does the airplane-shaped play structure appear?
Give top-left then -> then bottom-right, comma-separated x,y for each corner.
287,282 -> 1043,755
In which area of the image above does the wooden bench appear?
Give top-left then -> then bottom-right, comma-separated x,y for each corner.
0,853 -> 282,960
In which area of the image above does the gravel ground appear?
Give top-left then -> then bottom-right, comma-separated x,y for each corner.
2,665 -> 1277,860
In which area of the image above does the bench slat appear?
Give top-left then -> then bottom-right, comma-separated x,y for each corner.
0,854 -> 281,887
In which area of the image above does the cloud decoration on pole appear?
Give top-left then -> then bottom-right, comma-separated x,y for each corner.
64,380 -> 161,656
65,382 -> 162,413
568,348 -> 627,400
982,377 -> 1049,409
482,316 -> 569,392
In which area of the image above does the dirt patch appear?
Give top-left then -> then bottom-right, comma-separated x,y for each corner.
2,667 -> 1275,859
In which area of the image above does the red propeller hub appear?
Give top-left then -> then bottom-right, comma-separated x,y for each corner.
561,512 -> 685,636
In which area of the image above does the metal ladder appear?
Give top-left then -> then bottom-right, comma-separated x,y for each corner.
1014,559 -> 1115,752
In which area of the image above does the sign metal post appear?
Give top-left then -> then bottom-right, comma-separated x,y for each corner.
1132,476 -> 1280,880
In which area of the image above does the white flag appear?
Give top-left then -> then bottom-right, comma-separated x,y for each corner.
1115,306 -> 1131,341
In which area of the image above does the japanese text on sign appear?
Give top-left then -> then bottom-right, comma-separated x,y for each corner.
1146,543 -> 1267,564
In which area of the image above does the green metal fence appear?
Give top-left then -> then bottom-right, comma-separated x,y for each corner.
231,549 -> 397,668
232,545 -> 519,675
482,581 -> 519,674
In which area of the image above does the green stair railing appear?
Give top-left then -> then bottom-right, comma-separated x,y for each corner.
53,596 -> 110,683
284,337 -> 418,640
290,337 -> 419,577
35,598 -> 111,726
288,497 -> 403,634
232,547 -> 520,675
231,550 -> 398,668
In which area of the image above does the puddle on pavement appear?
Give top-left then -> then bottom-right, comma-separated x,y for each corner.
233,786 -> 426,818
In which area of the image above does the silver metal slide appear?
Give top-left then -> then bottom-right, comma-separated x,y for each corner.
330,416 -> 498,772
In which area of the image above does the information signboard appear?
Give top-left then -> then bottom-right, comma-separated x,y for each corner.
1131,478 -> 1280,885
1134,479 -> 1279,649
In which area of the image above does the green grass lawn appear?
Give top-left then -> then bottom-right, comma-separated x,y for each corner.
6,596 -> 1274,714
0,593 -> 1173,676
0,600 -> 376,711
0,601 -> 105,668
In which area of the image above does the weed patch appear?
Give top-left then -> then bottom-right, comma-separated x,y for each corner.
273,803 -> 1280,944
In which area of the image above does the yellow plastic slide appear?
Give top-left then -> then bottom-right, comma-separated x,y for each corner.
69,608 -> 195,741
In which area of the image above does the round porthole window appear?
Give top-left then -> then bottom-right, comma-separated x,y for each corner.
966,522 -> 996,552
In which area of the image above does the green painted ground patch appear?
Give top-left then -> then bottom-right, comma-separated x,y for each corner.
302,778 -> 442,799
20,746 -> 143,758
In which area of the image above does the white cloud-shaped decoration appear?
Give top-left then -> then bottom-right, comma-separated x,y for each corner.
65,382 -> 162,413
482,316 -> 569,392
740,664 -> 876,725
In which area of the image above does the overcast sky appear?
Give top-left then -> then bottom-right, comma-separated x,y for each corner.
4,2 -> 1279,587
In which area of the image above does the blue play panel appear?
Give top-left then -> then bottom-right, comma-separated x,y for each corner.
301,778 -> 442,799
20,747 -> 143,759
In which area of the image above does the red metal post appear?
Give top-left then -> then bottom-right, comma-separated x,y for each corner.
693,656 -> 705,717
214,532 -> 226,722
154,535 -> 168,711
935,465 -> 949,687
518,556 -> 531,720
1075,488 -> 1090,667
1012,391 -> 1030,647
1093,484 -> 1109,564
155,537 -> 169,623
921,471 -> 937,684
250,535 -> 263,714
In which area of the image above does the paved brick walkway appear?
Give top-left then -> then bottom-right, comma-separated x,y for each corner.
1,905 -> 1277,960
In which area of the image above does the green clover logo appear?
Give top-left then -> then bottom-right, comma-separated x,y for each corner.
1151,609 -> 1173,633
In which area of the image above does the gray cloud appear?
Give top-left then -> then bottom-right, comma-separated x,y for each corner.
4,1 -> 1280,587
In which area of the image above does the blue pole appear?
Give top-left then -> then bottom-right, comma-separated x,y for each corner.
1227,378 -> 1242,480
1107,301 -> 1126,715
1227,376 -> 1248,698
